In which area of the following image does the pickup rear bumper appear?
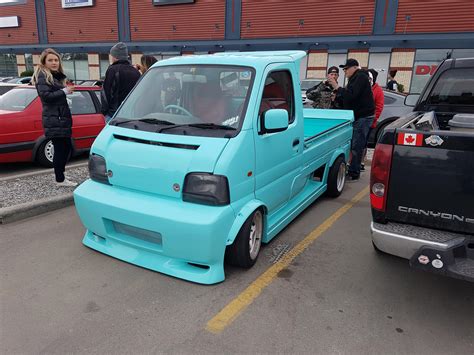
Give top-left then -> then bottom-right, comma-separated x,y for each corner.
371,222 -> 474,282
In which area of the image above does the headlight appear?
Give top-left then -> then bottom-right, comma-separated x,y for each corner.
88,154 -> 111,185
183,173 -> 230,206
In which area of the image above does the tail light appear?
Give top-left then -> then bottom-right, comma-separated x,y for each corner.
370,143 -> 393,211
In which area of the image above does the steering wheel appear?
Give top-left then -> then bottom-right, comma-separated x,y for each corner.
164,105 -> 193,117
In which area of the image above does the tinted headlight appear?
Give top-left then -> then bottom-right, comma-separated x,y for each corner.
183,173 -> 230,206
88,154 -> 111,185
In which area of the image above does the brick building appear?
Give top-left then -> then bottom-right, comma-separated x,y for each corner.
1,0 -> 473,93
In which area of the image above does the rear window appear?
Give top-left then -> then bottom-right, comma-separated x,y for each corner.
427,68 -> 474,106
0,88 -> 38,111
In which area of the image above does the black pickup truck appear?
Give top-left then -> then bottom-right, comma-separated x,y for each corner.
370,57 -> 474,282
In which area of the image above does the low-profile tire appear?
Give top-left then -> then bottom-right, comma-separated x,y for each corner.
225,209 -> 264,268
36,139 -> 54,168
326,156 -> 346,197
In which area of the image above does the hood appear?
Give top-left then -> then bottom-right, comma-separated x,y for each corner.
91,126 -> 230,198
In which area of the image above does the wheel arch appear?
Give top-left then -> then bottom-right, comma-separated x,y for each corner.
226,200 -> 267,246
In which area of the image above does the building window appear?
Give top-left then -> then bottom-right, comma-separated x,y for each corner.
0,54 -> 17,77
99,53 -> 110,79
25,53 -> 34,72
410,49 -> 450,94
61,53 -> 89,83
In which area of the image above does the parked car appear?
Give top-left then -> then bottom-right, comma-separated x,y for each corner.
0,83 -> 20,96
79,80 -> 103,87
74,51 -> 354,284
301,78 -> 321,107
0,76 -> 14,82
370,57 -> 474,282
7,77 -> 32,84
367,90 -> 413,147
0,85 -> 105,167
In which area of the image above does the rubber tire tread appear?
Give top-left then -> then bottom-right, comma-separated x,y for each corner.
326,156 -> 345,197
225,210 -> 262,268
36,139 -> 54,168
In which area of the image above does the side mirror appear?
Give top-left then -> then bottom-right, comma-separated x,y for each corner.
261,109 -> 289,134
405,94 -> 420,107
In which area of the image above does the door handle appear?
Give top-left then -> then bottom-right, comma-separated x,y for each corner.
292,138 -> 300,147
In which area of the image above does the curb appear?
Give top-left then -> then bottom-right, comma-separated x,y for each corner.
0,162 -> 87,182
0,193 -> 74,224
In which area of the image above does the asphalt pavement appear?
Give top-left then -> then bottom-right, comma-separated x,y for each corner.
1,173 -> 473,354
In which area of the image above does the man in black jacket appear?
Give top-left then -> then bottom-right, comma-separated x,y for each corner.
328,58 -> 375,180
101,42 -> 140,122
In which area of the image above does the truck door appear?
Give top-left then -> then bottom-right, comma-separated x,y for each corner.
254,64 -> 303,213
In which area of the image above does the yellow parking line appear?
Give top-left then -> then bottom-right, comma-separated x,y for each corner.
206,186 -> 370,334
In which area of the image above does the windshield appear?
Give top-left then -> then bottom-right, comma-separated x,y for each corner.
0,88 -> 38,111
112,65 -> 255,137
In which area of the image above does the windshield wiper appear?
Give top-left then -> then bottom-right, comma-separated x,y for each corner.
158,123 -> 236,133
113,118 -> 175,127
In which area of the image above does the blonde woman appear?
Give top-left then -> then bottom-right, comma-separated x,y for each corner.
32,48 -> 77,187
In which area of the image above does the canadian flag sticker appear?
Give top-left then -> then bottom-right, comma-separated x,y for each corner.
397,133 -> 423,146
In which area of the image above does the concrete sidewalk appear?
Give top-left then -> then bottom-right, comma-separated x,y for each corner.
0,164 -> 88,224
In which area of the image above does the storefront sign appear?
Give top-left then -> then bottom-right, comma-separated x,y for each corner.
0,16 -> 20,28
0,0 -> 27,6
61,0 -> 93,9
415,65 -> 438,76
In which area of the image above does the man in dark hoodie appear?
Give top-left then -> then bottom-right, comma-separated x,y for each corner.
327,58 -> 375,180
101,42 -> 140,122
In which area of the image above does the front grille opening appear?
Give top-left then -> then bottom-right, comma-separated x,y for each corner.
112,221 -> 162,245
113,134 -> 199,150
187,262 -> 210,270
468,243 -> 474,249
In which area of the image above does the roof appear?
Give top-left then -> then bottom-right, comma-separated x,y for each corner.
154,50 -> 307,70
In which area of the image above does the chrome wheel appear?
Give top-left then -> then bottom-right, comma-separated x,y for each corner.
248,210 -> 263,260
337,162 -> 346,192
45,140 -> 54,163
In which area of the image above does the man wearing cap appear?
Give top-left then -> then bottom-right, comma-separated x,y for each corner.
101,42 -> 141,122
327,58 -> 375,181
306,66 -> 341,109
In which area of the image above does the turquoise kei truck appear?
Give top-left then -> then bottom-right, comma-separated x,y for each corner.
73,51 -> 354,284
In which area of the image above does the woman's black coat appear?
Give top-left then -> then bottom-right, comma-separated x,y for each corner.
35,71 -> 72,138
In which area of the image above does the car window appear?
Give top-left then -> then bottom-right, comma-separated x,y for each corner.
67,91 -> 96,115
93,90 -> 101,103
301,79 -> 321,91
0,88 -> 37,111
427,68 -> 474,106
384,95 -> 396,105
259,70 -> 295,124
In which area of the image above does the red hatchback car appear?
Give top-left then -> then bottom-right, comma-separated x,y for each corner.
0,85 -> 104,167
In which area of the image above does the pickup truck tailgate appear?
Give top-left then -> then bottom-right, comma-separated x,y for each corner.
385,130 -> 474,234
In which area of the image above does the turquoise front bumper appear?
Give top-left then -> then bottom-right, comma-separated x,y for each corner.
74,179 -> 236,284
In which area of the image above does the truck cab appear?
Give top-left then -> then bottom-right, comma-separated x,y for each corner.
74,51 -> 354,284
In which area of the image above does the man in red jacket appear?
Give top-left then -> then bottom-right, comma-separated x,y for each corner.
361,69 -> 385,171
368,69 -> 384,129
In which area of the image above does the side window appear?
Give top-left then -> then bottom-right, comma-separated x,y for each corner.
93,90 -> 101,103
67,91 -> 96,115
259,70 -> 295,123
427,68 -> 474,106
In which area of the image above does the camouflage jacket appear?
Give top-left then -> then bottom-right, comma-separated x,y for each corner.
306,81 -> 340,109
